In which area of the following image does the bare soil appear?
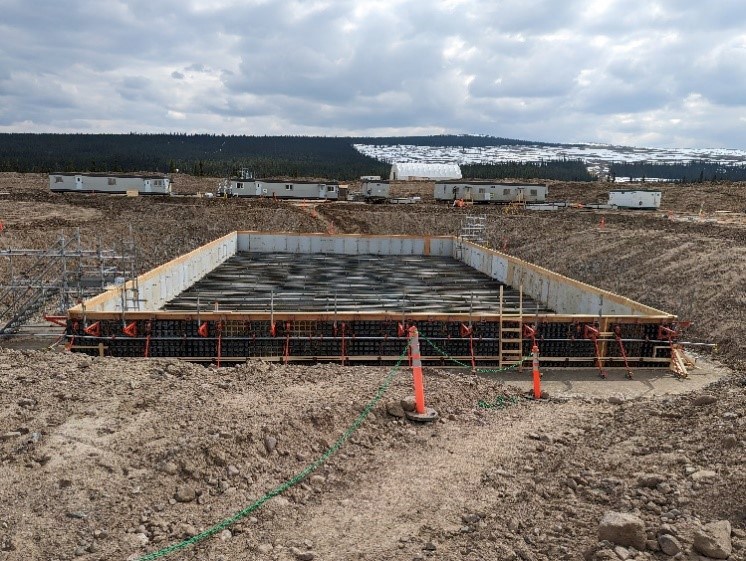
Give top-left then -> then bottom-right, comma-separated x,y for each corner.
0,173 -> 744,561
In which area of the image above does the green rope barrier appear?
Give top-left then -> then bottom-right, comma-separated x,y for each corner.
420,335 -> 532,374
136,345 -> 410,561
477,395 -> 520,409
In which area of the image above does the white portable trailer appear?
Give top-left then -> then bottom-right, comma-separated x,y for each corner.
361,180 -> 391,202
49,173 -> 172,195
608,190 -> 662,209
227,179 -> 339,200
434,182 -> 547,203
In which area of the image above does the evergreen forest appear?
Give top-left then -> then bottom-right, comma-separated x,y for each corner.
609,161 -> 746,182
0,133 -> 589,181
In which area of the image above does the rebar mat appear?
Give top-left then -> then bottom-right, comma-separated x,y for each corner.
162,253 -> 553,314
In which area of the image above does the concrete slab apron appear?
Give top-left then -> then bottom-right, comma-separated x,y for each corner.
471,357 -> 730,399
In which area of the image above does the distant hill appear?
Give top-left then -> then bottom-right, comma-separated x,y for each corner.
2,133 -> 741,182
0,133 -> 583,181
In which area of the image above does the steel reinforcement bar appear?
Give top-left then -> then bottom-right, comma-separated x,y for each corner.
65,317 -> 675,367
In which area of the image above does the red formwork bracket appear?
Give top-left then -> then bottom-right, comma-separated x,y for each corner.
523,324 -> 537,349
613,324 -> 633,379
84,321 -> 101,337
583,324 -> 607,379
44,315 -> 67,328
658,321 -> 692,342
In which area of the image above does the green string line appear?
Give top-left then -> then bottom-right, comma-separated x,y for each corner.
477,395 -> 520,409
136,345 -> 410,561
420,335 -> 532,374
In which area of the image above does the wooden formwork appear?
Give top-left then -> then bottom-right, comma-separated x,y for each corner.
65,232 -> 679,366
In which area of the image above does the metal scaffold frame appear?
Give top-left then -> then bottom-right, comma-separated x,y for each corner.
458,214 -> 488,247
0,227 -> 140,335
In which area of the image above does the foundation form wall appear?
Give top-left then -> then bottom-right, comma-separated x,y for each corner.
65,232 -> 678,367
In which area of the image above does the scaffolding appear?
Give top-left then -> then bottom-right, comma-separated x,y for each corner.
458,214 -> 488,251
0,228 -> 140,335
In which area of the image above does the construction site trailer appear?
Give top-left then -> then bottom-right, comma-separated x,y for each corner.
227,179 -> 339,200
361,180 -> 391,202
49,173 -> 172,195
65,232 -> 680,368
434,181 -> 547,203
609,189 -> 662,209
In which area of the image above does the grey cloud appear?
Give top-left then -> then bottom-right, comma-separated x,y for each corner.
0,0 -> 743,147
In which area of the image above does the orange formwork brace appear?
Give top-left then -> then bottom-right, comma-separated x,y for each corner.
406,326 -> 438,422
123,322 -> 138,338
216,321 -> 223,368
340,321 -> 347,365
460,323 -> 476,372
283,321 -> 291,364
144,320 -> 152,358
584,324 -> 607,379
613,325 -> 634,379
44,315 -> 68,328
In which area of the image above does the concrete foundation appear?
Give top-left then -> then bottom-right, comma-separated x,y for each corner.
65,232 -> 679,367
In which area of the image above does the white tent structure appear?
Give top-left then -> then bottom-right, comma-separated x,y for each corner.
390,163 -> 462,181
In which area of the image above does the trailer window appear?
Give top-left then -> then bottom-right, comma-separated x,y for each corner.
236,182 -> 243,189
55,176 -> 64,183
108,178 -> 117,185
328,185 -> 336,192
503,188 -> 511,195
530,189 -> 537,196
285,184 -> 293,190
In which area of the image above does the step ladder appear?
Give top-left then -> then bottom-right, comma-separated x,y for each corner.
498,285 -> 524,367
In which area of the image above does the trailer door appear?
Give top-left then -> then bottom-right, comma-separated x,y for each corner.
75,175 -> 83,191
144,179 -> 152,194
319,184 -> 327,198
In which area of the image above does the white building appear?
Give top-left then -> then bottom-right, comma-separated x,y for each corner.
608,189 -> 662,209
389,163 -> 462,181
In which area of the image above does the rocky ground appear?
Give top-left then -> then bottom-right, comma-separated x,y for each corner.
0,173 -> 744,561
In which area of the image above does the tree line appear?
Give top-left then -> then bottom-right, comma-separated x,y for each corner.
609,161 -> 746,182
0,133 -> 588,181
462,160 -> 595,181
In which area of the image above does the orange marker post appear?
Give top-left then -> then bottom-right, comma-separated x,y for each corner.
532,343 -> 541,399
407,326 -> 426,415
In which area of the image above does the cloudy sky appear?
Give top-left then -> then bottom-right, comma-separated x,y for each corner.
1,0 -> 744,148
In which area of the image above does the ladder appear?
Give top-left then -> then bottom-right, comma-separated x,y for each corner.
498,285 -> 524,367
